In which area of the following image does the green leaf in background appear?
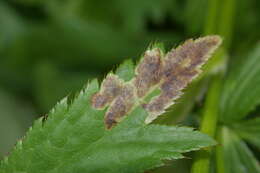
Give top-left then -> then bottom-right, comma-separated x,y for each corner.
220,43 -> 260,123
0,89 -> 35,158
33,61 -> 96,112
232,117 -> 260,149
232,0 -> 260,53
216,42 -> 260,173
1,0 -> 260,172
0,1 -> 25,50
217,127 -> 260,173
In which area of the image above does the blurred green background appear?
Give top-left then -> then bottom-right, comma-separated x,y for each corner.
0,0 -> 259,172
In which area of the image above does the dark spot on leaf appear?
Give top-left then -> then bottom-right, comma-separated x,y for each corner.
134,48 -> 163,97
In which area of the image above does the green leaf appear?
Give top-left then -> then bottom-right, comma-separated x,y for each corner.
232,117 -> 260,149
0,36 -> 220,173
0,81 -> 215,173
217,127 -> 260,173
220,43 -> 260,122
115,59 -> 135,82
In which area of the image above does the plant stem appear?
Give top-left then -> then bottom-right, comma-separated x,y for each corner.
192,0 -> 236,172
191,75 -> 222,173
204,0 -> 219,34
205,0 -> 236,48
217,0 -> 236,49
200,76 -> 222,137
215,126 -> 225,173
192,0 -> 223,170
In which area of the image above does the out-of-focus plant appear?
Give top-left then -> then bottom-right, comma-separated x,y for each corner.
0,36 -> 221,173
0,0 -> 260,172
191,0 -> 260,173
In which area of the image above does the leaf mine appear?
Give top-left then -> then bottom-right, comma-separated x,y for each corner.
91,35 -> 222,129
105,83 -> 136,129
134,48 -> 163,97
91,74 -> 123,109
145,36 -> 222,123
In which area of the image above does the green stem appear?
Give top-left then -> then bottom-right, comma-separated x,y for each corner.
191,75 -> 222,173
217,0 -> 236,49
204,0 -> 219,34
192,0 -> 236,172
200,76 -> 222,137
205,0 -> 236,48
216,126 -> 225,173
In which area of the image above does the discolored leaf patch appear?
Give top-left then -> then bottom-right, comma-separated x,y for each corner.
145,36 -> 222,123
91,35 -> 222,129
105,83 -> 136,129
91,74 -> 123,109
1,36 -> 221,173
134,48 -> 163,97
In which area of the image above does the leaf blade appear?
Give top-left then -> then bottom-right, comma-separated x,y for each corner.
232,117 -> 260,149
220,43 -> 260,122
218,127 -> 260,173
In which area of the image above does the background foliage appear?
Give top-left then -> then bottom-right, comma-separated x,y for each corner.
0,0 -> 260,172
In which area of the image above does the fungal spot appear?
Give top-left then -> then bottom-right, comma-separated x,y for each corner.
91,35 -> 222,128
134,48 -> 162,97
105,84 -> 136,129
91,93 -> 108,109
91,74 -> 122,109
144,35 -> 222,123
